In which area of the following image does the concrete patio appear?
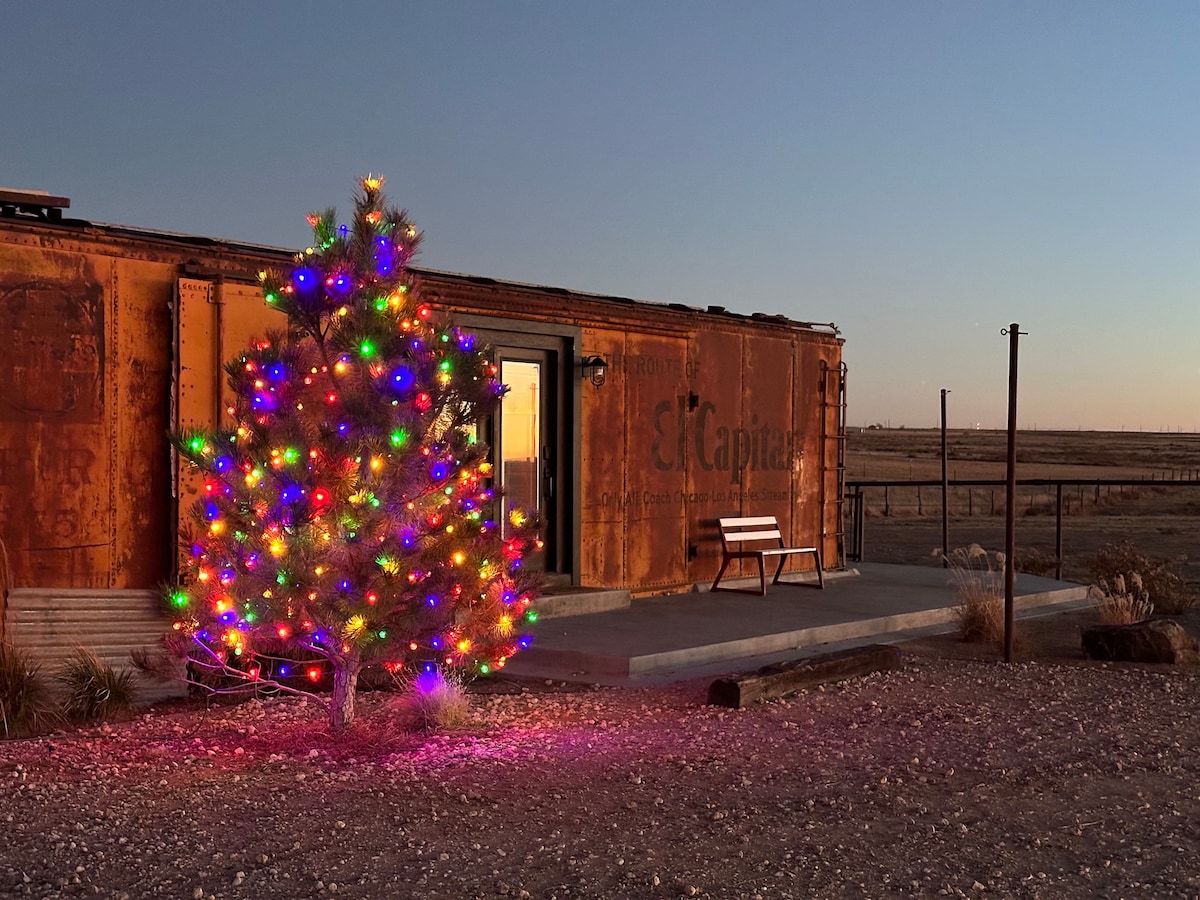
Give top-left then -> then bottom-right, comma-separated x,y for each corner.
503,563 -> 1090,685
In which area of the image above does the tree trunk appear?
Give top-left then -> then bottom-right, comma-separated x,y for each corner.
330,659 -> 361,731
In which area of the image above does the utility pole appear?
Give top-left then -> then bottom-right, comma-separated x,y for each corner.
941,389 -> 950,566
1002,324 -> 1026,663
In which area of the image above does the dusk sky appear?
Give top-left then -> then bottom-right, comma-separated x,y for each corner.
5,2 -> 1198,431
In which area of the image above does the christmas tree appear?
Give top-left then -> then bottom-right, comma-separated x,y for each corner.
168,177 -> 540,730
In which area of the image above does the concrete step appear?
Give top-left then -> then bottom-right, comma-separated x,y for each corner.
534,587 -> 632,619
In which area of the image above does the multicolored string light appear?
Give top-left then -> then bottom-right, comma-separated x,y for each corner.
170,176 -> 539,702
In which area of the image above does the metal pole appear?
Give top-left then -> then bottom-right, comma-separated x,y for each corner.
941,389 -> 950,567
1002,324 -> 1024,662
1055,483 -> 1063,581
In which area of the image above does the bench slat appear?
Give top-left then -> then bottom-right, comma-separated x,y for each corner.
722,529 -> 783,543
718,516 -> 779,527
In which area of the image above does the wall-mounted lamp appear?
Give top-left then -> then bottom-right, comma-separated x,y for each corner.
581,355 -> 608,388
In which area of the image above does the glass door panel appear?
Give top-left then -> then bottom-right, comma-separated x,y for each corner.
500,360 -> 541,535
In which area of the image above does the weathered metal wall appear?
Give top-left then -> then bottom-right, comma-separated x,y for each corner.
0,219 -> 843,606
427,277 -> 844,595
0,240 -> 177,595
578,325 -> 835,592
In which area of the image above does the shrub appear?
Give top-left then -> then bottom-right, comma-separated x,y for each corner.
1090,573 -> 1154,625
0,644 -> 63,739
57,648 -> 136,723
1086,540 -> 1196,615
391,667 -> 473,732
1014,546 -> 1058,578
935,545 -> 1014,645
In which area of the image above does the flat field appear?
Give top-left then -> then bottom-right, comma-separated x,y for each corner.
844,428 -> 1200,586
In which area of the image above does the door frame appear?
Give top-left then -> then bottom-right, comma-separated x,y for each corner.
457,314 -> 582,586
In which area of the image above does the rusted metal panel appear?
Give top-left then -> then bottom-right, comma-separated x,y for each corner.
218,280 -> 287,377
686,329 -> 743,582
111,258 -> 174,587
685,331 -> 807,585
579,327 -> 626,587
0,246 -> 113,589
794,339 -> 842,568
738,334 -> 803,580
174,277 -> 216,548
174,278 -> 286,554
741,333 -> 801,527
620,332 -> 690,589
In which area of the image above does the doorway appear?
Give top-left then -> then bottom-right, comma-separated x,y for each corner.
459,317 -> 579,584
495,349 -> 553,570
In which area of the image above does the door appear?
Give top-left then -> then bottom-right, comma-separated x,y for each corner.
489,345 -> 568,578
455,315 -> 579,584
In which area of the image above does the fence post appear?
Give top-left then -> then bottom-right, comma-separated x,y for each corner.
1055,483 -> 1063,580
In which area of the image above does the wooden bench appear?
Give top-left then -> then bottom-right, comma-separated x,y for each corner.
711,516 -> 824,595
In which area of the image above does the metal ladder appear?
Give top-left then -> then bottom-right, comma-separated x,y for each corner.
819,361 -> 848,569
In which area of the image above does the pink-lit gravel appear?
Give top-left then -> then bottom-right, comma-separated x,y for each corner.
4,617 -> 1200,899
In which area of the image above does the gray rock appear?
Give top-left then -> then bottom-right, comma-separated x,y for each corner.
1081,618 -> 1200,664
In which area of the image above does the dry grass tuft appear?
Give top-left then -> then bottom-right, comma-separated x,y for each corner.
1090,573 -> 1154,625
0,643 -> 64,739
391,668 -> 473,732
935,544 -> 1016,646
57,647 -> 137,723
1087,540 -> 1196,615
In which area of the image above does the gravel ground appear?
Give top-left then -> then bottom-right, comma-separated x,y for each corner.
4,610 -> 1200,899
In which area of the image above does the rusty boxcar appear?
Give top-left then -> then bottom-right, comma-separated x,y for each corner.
0,191 -> 845,664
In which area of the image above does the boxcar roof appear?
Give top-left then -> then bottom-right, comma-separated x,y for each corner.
0,211 -> 840,337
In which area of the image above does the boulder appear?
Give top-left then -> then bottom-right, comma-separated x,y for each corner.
1081,618 -> 1200,665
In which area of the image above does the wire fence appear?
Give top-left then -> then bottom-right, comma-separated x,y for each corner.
844,477 -> 1200,578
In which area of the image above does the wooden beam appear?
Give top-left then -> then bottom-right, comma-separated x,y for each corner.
0,188 -> 71,209
706,644 -> 902,708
